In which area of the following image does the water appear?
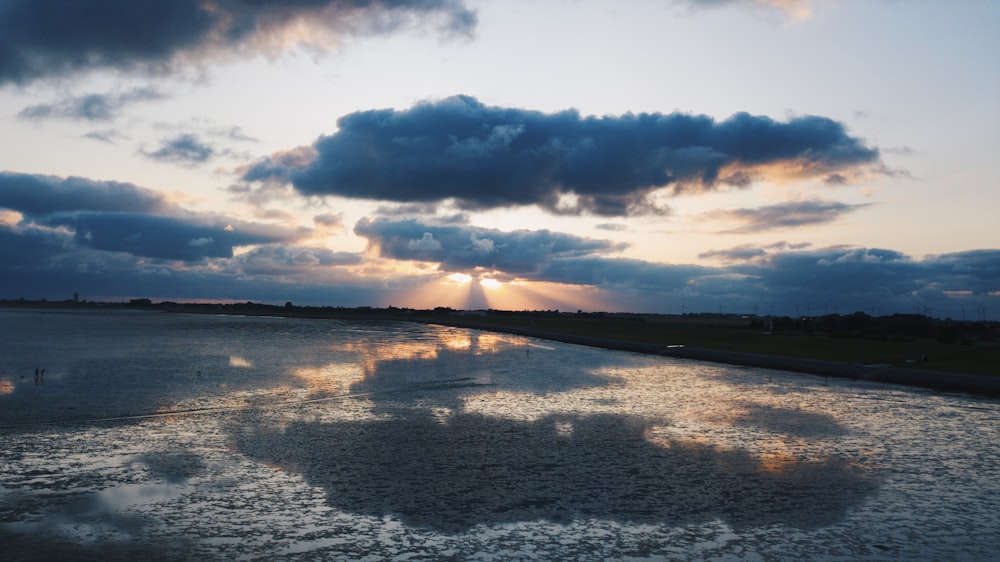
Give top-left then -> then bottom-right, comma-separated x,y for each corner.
1,309 -> 998,560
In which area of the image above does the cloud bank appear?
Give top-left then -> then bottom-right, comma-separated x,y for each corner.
0,171 -> 304,261
0,0 -> 477,84
354,217 -> 1000,316
243,96 -> 881,216
1,177 -> 997,317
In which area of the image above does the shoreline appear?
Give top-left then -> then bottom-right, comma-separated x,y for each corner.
421,318 -> 1000,398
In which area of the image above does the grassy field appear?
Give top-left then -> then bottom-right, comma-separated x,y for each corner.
410,313 -> 1000,377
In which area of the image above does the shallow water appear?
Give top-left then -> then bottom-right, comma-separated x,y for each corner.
1,309 -> 998,560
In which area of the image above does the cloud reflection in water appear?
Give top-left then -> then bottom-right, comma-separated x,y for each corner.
229,409 -> 877,533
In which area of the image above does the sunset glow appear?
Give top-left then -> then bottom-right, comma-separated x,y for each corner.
0,0 -> 995,318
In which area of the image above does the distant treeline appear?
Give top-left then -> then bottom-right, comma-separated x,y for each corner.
748,311 -> 999,344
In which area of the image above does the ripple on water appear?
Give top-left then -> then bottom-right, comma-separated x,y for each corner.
1,310 -> 998,560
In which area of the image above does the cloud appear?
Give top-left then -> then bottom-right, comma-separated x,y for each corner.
407,232 -> 443,252
699,241 -> 811,263
43,211 -> 300,261
313,213 -> 344,229
595,223 -> 628,232
209,125 -> 259,143
141,134 -> 216,165
884,145 -> 917,156
236,245 -> 363,276
354,217 -> 627,274
0,228 -> 379,304
374,202 -> 442,217
244,96 -> 881,217
2,198 -> 998,316
0,171 -> 167,215
704,199 -> 871,233
82,129 -> 127,144
18,87 -> 164,121
0,171 -> 306,262
0,0 -> 477,84
186,236 -> 214,247
699,245 -> 768,262
539,246 -> 1000,317
351,217 -> 1000,316
678,0 -> 817,21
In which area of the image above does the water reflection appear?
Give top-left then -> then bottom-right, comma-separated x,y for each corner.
289,363 -> 366,396
0,312 -> 621,425
695,401 -> 850,439
229,409 -> 877,532
228,355 -> 253,368
4,310 -> 997,559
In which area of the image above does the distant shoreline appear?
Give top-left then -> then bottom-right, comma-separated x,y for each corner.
419,318 -> 1000,398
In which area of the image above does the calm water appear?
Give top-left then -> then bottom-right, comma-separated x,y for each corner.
1,309 -> 997,560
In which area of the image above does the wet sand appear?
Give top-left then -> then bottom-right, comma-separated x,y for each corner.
421,318 -> 1000,397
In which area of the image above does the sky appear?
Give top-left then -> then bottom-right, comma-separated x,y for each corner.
0,0 -> 998,318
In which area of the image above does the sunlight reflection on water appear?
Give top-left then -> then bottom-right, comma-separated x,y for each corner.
1,309 -> 998,560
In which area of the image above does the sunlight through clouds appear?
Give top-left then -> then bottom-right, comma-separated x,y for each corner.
0,0 -> 995,318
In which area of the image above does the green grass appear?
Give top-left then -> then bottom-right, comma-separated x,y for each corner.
412,314 -> 1000,377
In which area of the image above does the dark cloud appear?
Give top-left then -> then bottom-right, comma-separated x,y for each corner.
18,87 -> 164,121
706,199 -> 871,234
44,212 -> 299,261
0,229 -> 378,305
354,217 -> 627,274
350,217 -> 1000,317
2,203 -> 998,317
741,246 -> 921,310
0,172 -> 306,262
244,96 -> 881,217
0,217 -> 381,306
0,171 -> 167,215
0,0 -> 477,84
540,246 -> 1000,317
924,249 -> 1000,289
0,223 -> 67,268
1,171 -> 995,316
142,133 -> 216,165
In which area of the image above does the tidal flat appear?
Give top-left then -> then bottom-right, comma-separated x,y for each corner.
1,309 -> 998,560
